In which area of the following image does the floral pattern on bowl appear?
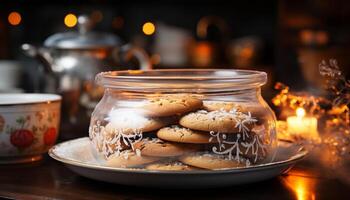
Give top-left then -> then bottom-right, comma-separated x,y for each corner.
0,94 -> 61,159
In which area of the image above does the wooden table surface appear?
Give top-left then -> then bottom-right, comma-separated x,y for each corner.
0,155 -> 349,200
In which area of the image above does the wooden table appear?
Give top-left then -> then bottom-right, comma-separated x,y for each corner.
0,155 -> 349,200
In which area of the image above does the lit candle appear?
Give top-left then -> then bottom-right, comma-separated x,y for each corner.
287,107 -> 319,141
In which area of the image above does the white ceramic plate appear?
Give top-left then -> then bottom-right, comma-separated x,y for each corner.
49,137 -> 307,188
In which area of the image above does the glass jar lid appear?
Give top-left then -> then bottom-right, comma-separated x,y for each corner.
96,69 -> 267,92
44,15 -> 121,49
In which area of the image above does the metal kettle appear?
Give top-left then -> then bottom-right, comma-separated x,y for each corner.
22,15 -> 151,138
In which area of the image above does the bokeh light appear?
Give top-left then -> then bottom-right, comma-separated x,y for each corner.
8,12 -> 22,26
64,13 -> 77,28
281,172 -> 316,200
142,22 -> 156,35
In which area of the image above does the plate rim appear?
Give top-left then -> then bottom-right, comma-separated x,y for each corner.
49,137 -> 308,175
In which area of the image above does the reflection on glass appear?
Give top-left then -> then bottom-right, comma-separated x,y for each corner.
281,172 -> 316,200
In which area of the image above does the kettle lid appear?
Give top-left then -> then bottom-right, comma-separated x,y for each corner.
44,15 -> 121,49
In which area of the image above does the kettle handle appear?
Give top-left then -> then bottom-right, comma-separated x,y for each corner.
21,43 -> 53,74
117,44 -> 152,70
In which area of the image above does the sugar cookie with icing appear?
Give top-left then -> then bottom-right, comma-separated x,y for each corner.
179,110 -> 257,133
179,152 -> 245,170
157,125 -> 213,144
141,94 -> 203,117
134,138 -> 199,157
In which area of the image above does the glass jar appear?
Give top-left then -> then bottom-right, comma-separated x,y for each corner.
89,69 -> 277,171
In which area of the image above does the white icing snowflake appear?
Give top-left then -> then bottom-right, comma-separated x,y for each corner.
208,109 -> 267,166
210,132 -> 243,161
228,107 -> 240,115
236,112 -> 258,140
89,120 -> 143,158
241,134 -> 267,162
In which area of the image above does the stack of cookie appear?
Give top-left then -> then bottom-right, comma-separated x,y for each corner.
90,94 -> 269,171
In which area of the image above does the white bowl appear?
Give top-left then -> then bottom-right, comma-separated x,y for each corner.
0,93 -> 61,164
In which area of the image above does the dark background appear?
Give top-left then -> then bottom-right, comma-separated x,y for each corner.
0,0 -> 349,92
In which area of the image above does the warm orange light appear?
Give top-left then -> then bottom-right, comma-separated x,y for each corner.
196,42 -> 212,57
128,70 -> 143,75
240,47 -> 254,58
281,174 -> 316,200
192,42 -> 213,67
142,22 -> 156,35
8,12 -> 21,26
64,13 -> 77,28
296,107 -> 306,118
287,106 -> 319,141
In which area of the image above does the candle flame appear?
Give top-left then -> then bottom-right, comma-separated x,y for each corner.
296,107 -> 306,118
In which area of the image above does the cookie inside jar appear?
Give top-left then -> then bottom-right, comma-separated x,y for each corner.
89,70 -> 277,171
